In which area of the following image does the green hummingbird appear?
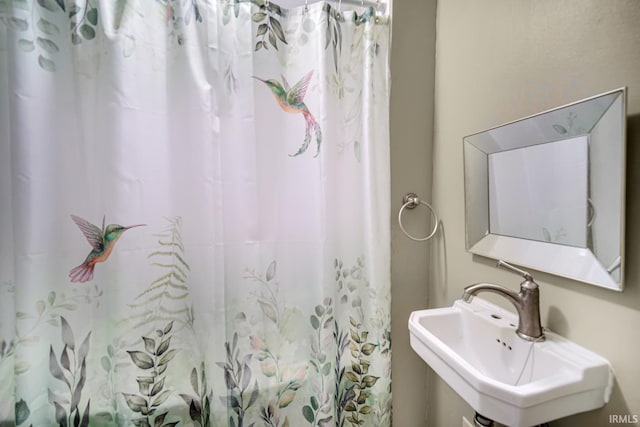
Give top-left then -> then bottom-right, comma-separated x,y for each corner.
253,69 -> 323,157
69,215 -> 145,283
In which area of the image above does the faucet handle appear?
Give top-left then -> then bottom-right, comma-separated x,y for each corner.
497,260 -> 534,282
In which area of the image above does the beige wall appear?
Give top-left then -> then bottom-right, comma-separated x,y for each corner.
389,0 -> 437,425
429,1 -> 640,426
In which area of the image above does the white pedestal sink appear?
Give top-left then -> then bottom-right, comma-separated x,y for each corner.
409,297 -> 613,427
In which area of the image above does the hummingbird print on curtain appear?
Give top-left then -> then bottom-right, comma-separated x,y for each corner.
253,70 -> 323,157
69,215 -> 145,283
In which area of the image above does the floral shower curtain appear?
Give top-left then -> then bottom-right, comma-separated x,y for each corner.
0,0 -> 391,426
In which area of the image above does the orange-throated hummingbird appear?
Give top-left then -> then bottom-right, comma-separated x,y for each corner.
252,69 -> 323,157
69,215 -> 145,283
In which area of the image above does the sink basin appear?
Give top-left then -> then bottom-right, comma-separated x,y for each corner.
409,297 -> 613,427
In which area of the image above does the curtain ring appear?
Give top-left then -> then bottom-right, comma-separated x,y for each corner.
304,0 -> 309,12
336,0 -> 342,18
398,193 -> 439,242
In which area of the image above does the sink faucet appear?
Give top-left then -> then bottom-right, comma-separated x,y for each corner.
462,260 -> 545,342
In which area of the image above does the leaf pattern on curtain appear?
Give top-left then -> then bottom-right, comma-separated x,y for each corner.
0,0 -> 390,425
0,230 -> 391,425
212,257 -> 391,427
0,0 -> 379,160
48,316 -> 92,427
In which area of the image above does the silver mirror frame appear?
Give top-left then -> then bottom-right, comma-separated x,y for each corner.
464,88 -> 627,291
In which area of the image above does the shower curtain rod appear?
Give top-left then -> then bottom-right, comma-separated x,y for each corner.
320,0 -> 388,13
341,0 -> 387,10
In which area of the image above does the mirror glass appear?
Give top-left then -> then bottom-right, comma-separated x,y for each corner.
464,88 -> 627,291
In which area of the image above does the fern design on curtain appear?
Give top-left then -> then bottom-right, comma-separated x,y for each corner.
0,0 -> 391,425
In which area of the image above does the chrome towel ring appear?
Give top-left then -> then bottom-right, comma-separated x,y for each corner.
398,193 -> 439,242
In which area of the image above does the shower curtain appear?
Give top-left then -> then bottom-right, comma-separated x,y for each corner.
0,0 -> 391,425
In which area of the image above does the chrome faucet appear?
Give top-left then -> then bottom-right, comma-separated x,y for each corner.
462,260 -> 545,342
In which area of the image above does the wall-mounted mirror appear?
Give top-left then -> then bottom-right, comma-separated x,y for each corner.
464,88 -> 627,291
